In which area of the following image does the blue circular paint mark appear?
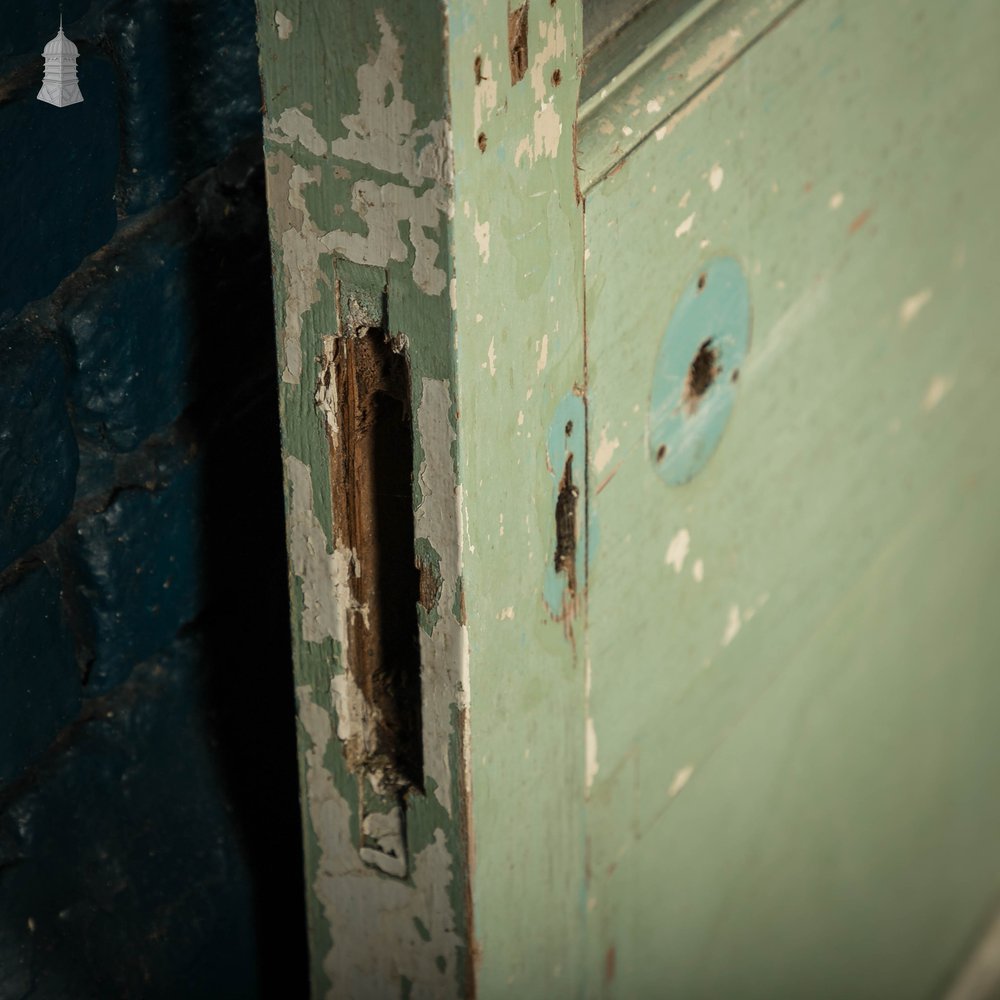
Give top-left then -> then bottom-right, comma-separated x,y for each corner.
648,257 -> 751,485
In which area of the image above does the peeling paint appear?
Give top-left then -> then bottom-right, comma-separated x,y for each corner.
414,378 -> 470,815
285,455 -> 354,645
692,558 -> 705,583
309,12 -> 453,296
709,163 -> 724,191
297,686 -> 462,998
264,153 -> 328,384
266,107 -> 327,156
528,9 -> 567,102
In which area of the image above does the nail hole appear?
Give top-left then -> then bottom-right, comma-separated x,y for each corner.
565,420 -> 573,436
656,444 -> 667,462
474,55 -> 484,85
551,68 -> 561,87
477,132 -> 488,153
697,273 -> 707,291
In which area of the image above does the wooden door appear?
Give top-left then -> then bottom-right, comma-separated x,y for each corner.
256,0 -> 1000,995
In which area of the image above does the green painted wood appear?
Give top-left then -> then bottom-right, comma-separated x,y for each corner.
447,4 -> 588,996
577,0 -> 801,192
582,1 -> 1000,997
256,3 -> 472,996
255,0 -> 587,995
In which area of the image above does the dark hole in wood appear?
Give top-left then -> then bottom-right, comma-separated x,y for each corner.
329,329 -> 423,792
552,68 -> 562,86
682,338 -> 720,414
697,272 -> 707,291
565,420 -> 573,436
477,132 -> 488,153
554,454 -> 579,598
474,54 -> 484,85
656,444 -> 667,462
508,3 -> 529,85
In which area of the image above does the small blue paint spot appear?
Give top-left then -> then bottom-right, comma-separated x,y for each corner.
648,257 -> 750,485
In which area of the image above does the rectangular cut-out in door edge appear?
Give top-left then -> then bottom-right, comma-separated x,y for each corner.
576,0 -> 804,193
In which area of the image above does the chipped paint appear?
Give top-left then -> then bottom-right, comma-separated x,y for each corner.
297,686 -> 463,998
284,455 -> 354,645
537,334 -> 549,374
266,106 -> 327,156
692,558 -> 705,583
686,28 -> 743,83
899,288 -> 932,327
593,425 -> 619,473
665,528 -> 690,573
473,53 -> 499,136
667,764 -> 694,798
829,191 -> 844,210
528,8 -> 567,102
675,212 -> 695,238
264,153 -> 327,384
414,378 -> 470,815
274,10 -> 293,39
921,374 -> 954,412
709,163 -> 724,191
474,216 -> 491,263
721,604 -> 741,646
282,12 -> 452,297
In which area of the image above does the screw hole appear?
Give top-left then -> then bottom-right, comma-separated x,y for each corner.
656,444 -> 667,462
682,338 -> 720,414
697,273 -> 707,291
477,132 -> 488,153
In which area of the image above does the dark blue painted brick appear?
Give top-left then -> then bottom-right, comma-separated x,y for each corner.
0,564 -> 80,785
64,230 -> 194,451
68,461 -> 203,693
0,58 -> 118,323
0,329 -> 78,570
0,637 -> 257,1000
104,0 -> 263,216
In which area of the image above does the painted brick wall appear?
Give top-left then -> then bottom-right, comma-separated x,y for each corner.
0,2 -> 305,996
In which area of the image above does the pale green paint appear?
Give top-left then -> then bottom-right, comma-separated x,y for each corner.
584,0 -> 1000,996
447,3 -> 589,997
